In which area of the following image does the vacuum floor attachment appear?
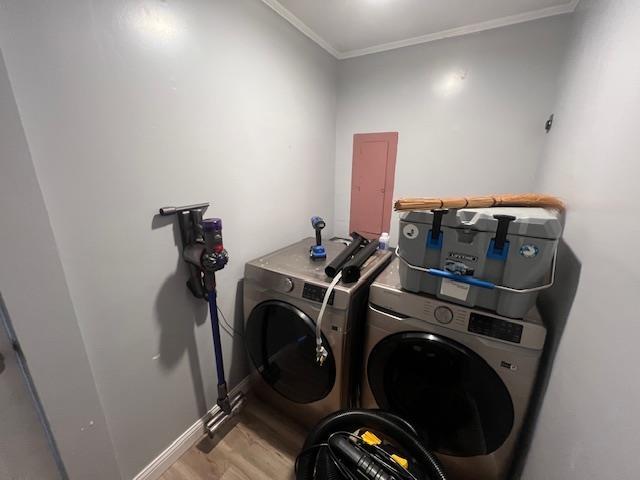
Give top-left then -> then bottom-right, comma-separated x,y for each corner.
205,391 -> 246,437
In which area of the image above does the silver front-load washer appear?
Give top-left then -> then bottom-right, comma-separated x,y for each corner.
361,259 -> 546,480
244,238 -> 391,427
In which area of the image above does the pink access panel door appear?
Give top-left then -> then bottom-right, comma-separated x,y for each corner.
349,132 -> 398,239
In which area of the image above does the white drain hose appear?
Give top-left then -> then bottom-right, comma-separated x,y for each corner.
316,271 -> 342,366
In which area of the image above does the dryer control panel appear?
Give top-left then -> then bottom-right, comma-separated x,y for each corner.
468,313 -> 523,344
302,283 -> 335,305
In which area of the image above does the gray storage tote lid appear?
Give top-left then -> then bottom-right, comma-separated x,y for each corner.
401,207 -> 562,239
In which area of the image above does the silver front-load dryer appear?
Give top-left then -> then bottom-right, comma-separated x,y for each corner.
361,259 -> 546,480
244,238 -> 391,427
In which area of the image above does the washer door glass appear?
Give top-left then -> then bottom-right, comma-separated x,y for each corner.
246,300 -> 336,404
368,331 -> 514,456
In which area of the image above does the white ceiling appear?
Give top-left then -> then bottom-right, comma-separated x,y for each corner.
262,0 -> 579,58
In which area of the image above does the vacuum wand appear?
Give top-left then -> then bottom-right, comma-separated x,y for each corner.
201,219 -> 232,412
201,219 -> 245,434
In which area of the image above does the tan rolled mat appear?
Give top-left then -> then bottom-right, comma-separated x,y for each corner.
394,193 -> 565,211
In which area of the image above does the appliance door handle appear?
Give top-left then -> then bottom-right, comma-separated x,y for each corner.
368,304 -> 410,321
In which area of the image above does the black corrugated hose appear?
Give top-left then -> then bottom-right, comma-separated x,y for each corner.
295,410 -> 447,480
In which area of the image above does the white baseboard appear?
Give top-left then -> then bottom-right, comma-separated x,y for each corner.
132,376 -> 252,480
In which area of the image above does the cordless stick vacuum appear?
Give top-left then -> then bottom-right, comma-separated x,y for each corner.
159,203 -> 245,437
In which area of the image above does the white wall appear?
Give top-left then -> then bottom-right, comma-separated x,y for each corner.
334,16 -> 570,243
523,1 -> 640,478
0,49 -> 120,479
0,0 -> 336,477
7,1 -> 632,477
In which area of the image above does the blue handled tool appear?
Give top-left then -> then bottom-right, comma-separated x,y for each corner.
310,216 -> 327,260
426,268 -> 496,289
395,246 -> 558,294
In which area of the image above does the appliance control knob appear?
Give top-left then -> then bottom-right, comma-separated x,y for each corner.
278,277 -> 294,293
434,306 -> 454,324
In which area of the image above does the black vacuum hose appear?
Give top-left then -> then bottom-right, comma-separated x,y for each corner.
315,449 -> 342,480
296,410 -> 447,480
325,233 -> 368,278
341,240 -> 380,284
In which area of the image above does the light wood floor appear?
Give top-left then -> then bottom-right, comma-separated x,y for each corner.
160,398 -> 307,480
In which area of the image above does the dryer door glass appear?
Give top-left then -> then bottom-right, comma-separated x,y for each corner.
246,300 -> 336,404
367,331 -> 514,456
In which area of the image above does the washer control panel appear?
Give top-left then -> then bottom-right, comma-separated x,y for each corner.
468,313 -> 523,344
370,282 -> 546,350
302,283 -> 335,305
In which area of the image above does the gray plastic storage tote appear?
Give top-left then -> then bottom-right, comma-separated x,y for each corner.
397,207 -> 562,318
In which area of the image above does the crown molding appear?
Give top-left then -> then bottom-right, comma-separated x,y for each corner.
261,0 -> 580,60
260,0 -> 341,58
340,0 -> 580,58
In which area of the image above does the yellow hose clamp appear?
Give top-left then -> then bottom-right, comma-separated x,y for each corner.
391,454 -> 409,470
360,431 -> 382,446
